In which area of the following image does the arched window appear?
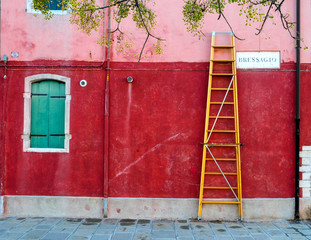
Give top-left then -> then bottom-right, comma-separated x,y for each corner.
22,74 -> 71,153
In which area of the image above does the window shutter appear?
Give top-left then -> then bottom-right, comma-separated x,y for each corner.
30,80 -> 65,148
30,81 -> 49,148
48,81 -> 65,148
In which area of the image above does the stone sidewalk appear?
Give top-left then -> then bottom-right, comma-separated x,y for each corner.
0,217 -> 310,240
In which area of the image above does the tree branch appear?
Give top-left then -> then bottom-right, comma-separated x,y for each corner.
110,0 -> 131,34
217,0 -> 222,20
134,0 -> 164,62
95,0 -> 128,10
220,12 -> 245,40
254,0 -> 295,39
255,1 -> 273,35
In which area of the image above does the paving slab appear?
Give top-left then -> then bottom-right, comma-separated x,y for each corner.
41,232 -> 70,240
67,236 -> 90,240
195,236 -> 215,240
0,231 -> 25,240
133,232 -> 151,240
252,233 -> 271,240
91,234 -> 111,240
95,227 -> 115,234
21,229 -> 49,239
111,232 -> 133,240
177,237 -> 194,240
152,230 -> 176,238
176,230 -> 193,237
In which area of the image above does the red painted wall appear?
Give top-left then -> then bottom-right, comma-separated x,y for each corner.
3,62 -> 105,197
107,62 -> 296,198
1,61 -> 296,199
300,64 -> 311,147
238,65 -> 296,198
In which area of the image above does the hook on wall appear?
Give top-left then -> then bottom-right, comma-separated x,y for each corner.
127,76 -> 133,83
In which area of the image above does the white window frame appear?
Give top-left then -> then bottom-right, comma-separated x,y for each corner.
22,74 -> 71,153
26,0 -> 69,15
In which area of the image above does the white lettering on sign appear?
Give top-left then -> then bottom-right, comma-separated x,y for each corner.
236,52 -> 280,69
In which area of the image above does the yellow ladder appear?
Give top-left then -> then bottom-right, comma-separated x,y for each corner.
198,32 -> 243,220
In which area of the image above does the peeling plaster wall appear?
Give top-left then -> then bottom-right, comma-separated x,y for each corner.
0,62 -> 296,201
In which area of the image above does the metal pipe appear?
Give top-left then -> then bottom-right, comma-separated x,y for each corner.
0,0 -> 1,59
0,64 -> 104,68
294,0 -> 301,220
1,60 -> 8,200
103,0 -> 111,218
1,68 -> 5,197
102,0 -> 106,62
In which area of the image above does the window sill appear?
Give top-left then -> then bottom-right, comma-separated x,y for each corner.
25,148 -> 69,153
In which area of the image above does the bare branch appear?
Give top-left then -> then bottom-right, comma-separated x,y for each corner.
138,34 -> 150,62
249,0 -> 272,5
110,0 -> 131,34
274,1 -> 295,39
134,0 -> 164,62
95,0 -> 128,10
217,0 -> 222,20
220,13 -> 245,40
275,0 -> 285,12
255,1 -> 273,35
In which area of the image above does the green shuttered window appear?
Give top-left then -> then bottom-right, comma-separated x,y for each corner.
46,0 -> 66,10
30,80 -> 65,148
27,0 -> 68,15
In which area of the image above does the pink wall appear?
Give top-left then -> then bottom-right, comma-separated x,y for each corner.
111,0 -> 299,63
1,0 -> 104,61
301,1 -> 311,63
3,0 -> 310,63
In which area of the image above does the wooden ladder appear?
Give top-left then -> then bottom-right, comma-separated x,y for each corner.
198,31 -> 243,220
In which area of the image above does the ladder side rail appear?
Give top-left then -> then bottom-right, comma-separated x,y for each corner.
231,35 -> 243,218
198,32 -> 216,219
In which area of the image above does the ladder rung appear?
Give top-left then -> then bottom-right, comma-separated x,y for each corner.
212,45 -> 234,48
205,172 -> 237,175
204,187 -> 238,190
211,88 -> 233,90
210,102 -> 234,105
209,116 -> 234,119
206,143 -> 238,147
202,200 -> 239,204
207,130 -> 236,133
211,73 -> 234,76
213,31 -> 233,34
211,59 -> 234,62
206,158 -> 237,161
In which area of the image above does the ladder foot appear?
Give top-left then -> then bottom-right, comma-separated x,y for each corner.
238,217 -> 243,221
198,216 -> 202,221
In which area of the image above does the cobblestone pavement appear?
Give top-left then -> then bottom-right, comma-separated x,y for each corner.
0,217 -> 311,240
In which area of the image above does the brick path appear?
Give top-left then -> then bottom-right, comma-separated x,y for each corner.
0,217 -> 310,239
